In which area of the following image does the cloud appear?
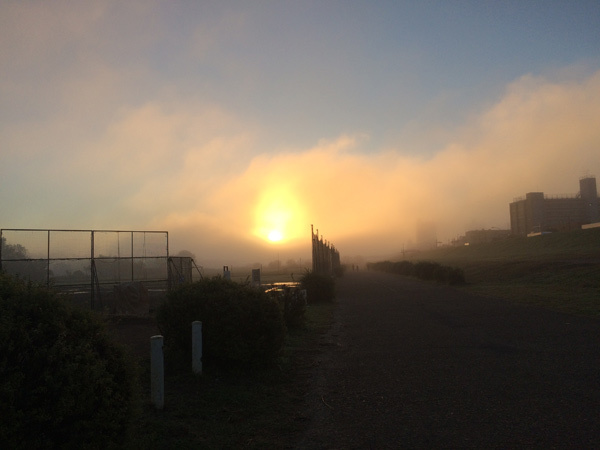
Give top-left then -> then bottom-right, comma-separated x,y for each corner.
155,70 -> 600,262
3,69 -> 600,263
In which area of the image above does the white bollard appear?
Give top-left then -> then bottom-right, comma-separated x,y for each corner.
223,265 -> 231,280
251,268 -> 261,287
192,321 -> 203,375
151,335 -> 164,410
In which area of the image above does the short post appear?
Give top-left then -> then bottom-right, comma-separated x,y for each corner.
252,268 -> 261,287
192,321 -> 203,375
151,335 -> 164,410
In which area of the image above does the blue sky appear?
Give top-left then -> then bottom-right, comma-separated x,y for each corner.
2,1 -> 600,265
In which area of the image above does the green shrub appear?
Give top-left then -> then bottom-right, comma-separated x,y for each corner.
395,260 -> 415,276
414,261 -> 440,280
267,286 -> 307,329
0,273 -> 136,449
156,277 -> 286,368
300,271 -> 335,303
446,267 -> 466,285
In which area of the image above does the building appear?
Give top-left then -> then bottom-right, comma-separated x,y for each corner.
509,176 -> 600,236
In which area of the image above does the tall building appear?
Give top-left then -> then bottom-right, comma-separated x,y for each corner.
509,176 -> 600,236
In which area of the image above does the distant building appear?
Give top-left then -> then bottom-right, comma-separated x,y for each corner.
509,176 -> 600,236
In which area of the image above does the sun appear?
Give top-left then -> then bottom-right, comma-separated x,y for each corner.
268,230 -> 283,242
253,188 -> 306,244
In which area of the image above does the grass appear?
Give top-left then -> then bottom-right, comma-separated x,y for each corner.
126,301 -> 336,449
405,228 -> 600,316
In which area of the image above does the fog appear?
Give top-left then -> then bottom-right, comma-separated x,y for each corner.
160,72 -> 600,265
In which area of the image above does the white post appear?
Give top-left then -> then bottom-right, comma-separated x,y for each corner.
252,268 -> 261,287
151,335 -> 164,410
192,321 -> 203,375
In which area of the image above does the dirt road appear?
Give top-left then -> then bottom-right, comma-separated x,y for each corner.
295,270 -> 600,449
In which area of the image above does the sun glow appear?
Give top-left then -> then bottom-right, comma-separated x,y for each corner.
268,230 -> 283,242
254,188 -> 306,244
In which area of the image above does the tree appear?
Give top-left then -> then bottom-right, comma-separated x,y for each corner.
1,237 -> 28,260
0,237 -> 46,282
174,250 -> 196,260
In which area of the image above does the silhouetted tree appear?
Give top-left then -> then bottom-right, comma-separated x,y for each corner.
1,237 -> 28,260
175,249 -> 196,260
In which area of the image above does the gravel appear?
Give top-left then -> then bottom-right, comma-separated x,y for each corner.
294,270 -> 600,449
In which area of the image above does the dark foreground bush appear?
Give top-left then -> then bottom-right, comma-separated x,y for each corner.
300,271 -> 335,303
266,285 -> 307,329
156,277 -> 286,368
0,273 -> 136,449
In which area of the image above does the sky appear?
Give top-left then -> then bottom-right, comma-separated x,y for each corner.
2,1 -> 600,266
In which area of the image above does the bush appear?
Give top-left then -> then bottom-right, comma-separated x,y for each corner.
414,261 -> 440,281
446,267 -> 466,285
267,286 -> 307,329
300,271 -> 335,304
0,273 -> 136,449
156,277 -> 286,368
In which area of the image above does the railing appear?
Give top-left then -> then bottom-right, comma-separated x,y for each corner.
1,228 -> 169,313
311,225 -> 341,276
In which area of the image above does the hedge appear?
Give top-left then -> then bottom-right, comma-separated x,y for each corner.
0,273 -> 136,449
156,277 -> 286,368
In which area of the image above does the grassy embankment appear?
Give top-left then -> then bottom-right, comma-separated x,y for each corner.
406,227 -> 600,316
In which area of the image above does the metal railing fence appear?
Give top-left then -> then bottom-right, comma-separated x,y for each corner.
1,228 -> 170,313
311,225 -> 341,276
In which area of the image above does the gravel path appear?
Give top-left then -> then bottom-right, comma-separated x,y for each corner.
295,270 -> 600,449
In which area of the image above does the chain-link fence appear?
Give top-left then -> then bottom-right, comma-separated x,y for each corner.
0,229 -> 174,315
